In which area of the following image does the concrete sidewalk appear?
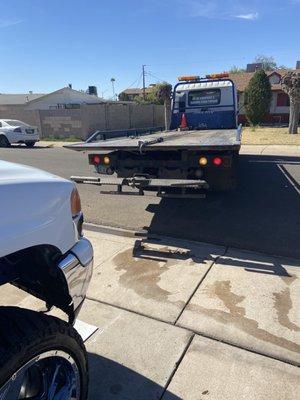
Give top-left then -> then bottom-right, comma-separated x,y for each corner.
2,226 -> 299,399
240,144 -> 300,156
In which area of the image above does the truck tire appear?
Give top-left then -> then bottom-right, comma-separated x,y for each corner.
0,306 -> 88,399
0,135 -> 10,148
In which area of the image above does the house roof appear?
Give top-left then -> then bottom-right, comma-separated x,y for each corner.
229,69 -> 300,92
0,93 -> 45,105
0,87 -> 105,106
25,87 -> 105,105
121,87 -> 155,95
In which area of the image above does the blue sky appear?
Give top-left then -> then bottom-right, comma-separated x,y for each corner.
0,0 -> 299,98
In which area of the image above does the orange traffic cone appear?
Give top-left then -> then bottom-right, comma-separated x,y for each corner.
179,113 -> 188,131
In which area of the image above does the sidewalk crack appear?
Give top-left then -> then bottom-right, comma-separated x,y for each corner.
159,333 -> 195,400
173,246 -> 229,326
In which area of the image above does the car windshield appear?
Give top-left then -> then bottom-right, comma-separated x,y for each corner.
4,120 -> 29,127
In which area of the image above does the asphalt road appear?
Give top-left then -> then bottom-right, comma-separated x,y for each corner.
1,145 -> 300,259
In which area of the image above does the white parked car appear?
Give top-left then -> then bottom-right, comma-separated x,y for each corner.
0,119 -> 39,148
0,160 -> 93,399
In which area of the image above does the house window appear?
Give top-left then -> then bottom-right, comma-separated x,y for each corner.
269,73 -> 281,85
277,92 -> 290,107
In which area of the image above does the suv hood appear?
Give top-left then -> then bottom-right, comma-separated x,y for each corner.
0,160 -> 65,184
0,160 -> 78,257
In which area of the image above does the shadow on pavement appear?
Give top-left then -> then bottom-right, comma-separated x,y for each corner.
88,353 -> 180,400
144,154 -> 300,259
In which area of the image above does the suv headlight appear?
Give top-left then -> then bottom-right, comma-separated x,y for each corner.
71,187 -> 83,236
70,188 -> 81,216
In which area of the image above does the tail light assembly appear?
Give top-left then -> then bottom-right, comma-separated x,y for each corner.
89,154 -> 114,175
89,154 -> 111,165
198,155 -> 230,167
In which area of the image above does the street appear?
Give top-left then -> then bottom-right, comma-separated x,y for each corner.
1,145 -> 300,258
1,144 -> 300,399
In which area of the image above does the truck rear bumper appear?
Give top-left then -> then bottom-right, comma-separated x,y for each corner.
58,237 -> 93,320
71,175 -> 209,189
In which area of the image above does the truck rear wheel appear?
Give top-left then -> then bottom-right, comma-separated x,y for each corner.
0,306 -> 88,399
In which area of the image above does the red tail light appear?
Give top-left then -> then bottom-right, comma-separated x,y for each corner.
92,155 -> 101,165
213,157 -> 222,166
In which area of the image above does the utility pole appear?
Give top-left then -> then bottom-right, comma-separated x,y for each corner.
142,65 -> 146,100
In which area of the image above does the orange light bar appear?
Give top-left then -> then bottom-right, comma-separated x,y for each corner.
206,72 -> 229,79
178,75 -> 200,81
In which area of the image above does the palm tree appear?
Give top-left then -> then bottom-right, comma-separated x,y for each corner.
281,71 -> 300,134
157,83 -> 172,130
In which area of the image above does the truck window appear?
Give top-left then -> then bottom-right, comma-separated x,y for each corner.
188,89 -> 221,106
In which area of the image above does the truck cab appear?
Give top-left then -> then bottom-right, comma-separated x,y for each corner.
170,74 -> 238,130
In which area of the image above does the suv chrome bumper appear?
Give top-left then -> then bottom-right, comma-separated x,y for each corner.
58,237 -> 93,318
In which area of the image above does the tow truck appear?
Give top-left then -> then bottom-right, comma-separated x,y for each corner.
66,73 -> 242,198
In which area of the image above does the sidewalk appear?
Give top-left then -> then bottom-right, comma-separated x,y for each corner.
240,144 -> 300,156
2,226 -> 299,399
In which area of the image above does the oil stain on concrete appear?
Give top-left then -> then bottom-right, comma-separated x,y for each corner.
113,247 -> 172,301
185,280 -> 300,356
273,288 -> 300,332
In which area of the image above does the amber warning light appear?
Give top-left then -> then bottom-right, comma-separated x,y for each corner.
178,75 -> 200,82
206,72 -> 229,79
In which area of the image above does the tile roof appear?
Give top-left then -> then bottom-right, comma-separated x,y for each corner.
229,69 -> 300,92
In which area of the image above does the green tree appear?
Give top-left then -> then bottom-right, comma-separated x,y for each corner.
245,69 -> 272,125
156,83 -> 172,130
254,55 -> 277,70
134,82 -> 172,106
134,90 -> 163,105
229,65 -> 246,74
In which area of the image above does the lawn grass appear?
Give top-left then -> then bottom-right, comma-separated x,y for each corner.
242,126 -> 300,145
42,135 -> 81,142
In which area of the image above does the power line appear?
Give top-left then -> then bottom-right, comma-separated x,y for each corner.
121,72 -> 143,92
147,71 -> 164,82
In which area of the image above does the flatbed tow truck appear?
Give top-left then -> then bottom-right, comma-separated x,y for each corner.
66,73 -> 242,198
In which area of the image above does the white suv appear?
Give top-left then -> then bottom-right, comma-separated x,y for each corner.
0,119 -> 39,147
0,161 -> 93,398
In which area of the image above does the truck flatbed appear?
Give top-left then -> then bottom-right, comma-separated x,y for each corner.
65,128 -> 241,152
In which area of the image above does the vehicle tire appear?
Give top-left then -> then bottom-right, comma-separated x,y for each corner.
25,141 -> 36,148
0,306 -> 88,399
0,135 -> 10,148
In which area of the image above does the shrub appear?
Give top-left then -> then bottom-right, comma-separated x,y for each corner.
245,69 -> 272,125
